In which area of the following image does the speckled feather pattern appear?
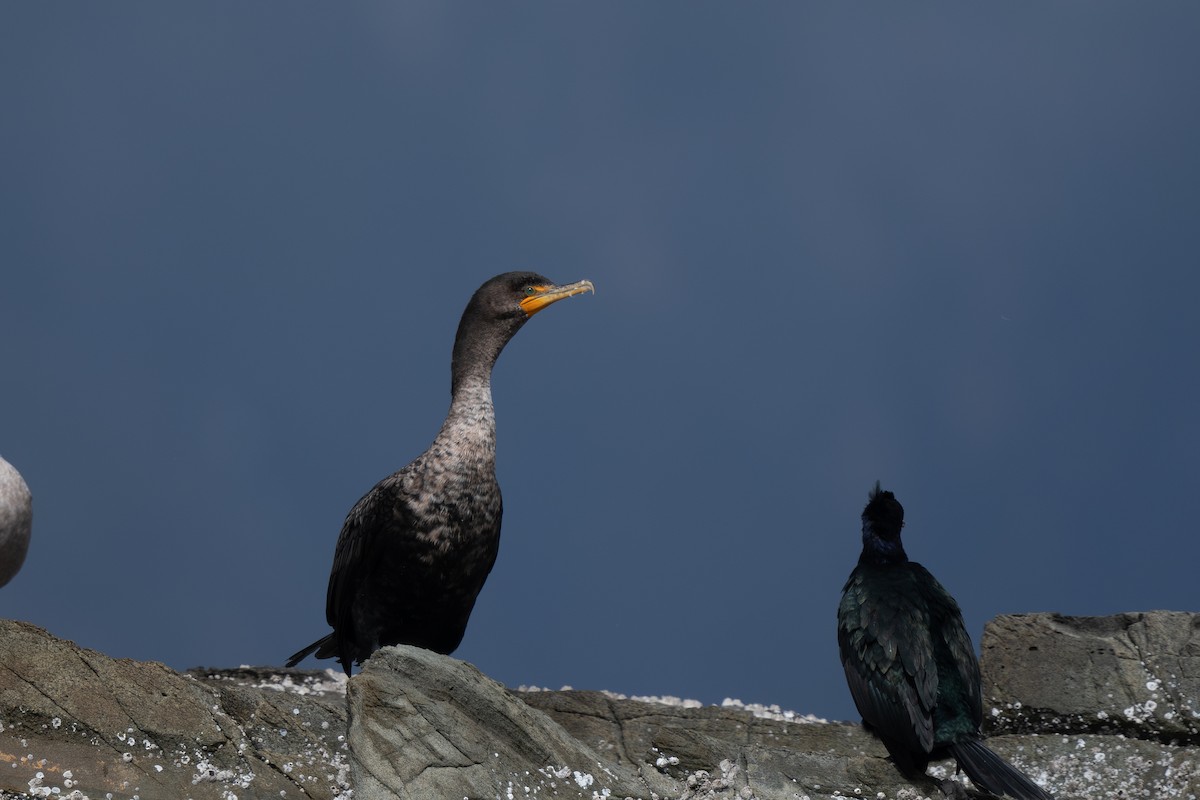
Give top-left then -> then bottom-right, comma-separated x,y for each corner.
321,376 -> 503,667
0,456 -> 32,588
285,272 -> 591,675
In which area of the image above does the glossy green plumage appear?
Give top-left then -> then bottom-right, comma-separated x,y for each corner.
837,484 -> 1055,799
838,561 -> 980,768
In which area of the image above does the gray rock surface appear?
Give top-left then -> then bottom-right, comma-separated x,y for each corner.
3,612 -> 1199,799
347,645 -> 674,799
982,611 -> 1200,740
0,456 -> 31,588
351,613 -> 1200,800
0,620 -> 350,800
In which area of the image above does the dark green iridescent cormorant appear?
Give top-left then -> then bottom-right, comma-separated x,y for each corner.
287,272 -> 594,674
838,483 -> 1054,800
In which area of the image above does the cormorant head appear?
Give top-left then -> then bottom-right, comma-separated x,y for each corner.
860,481 -> 907,563
468,272 -> 594,321
451,272 -> 594,390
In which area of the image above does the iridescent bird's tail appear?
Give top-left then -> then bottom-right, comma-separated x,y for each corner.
949,738 -> 1055,800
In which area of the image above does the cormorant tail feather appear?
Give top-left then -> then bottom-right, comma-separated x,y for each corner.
285,635 -> 333,668
948,738 -> 1055,800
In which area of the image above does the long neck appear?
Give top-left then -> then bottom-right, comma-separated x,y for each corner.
430,372 -> 497,475
437,311 -> 518,474
450,313 -> 519,397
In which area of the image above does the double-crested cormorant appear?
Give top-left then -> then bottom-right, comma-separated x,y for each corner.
0,455 -> 31,588
838,483 -> 1054,800
287,272 -> 593,674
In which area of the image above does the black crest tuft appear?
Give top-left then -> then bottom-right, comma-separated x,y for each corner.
863,481 -> 905,541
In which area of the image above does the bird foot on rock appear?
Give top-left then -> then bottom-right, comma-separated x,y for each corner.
936,777 -> 977,800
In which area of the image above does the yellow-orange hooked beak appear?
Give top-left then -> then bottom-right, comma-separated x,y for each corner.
518,279 -> 595,317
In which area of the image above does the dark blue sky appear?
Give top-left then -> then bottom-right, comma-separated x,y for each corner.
3,4 -> 1198,722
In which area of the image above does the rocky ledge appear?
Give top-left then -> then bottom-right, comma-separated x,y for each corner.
1,612 -> 1197,800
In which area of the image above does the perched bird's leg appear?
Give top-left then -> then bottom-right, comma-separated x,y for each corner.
936,777 -> 974,800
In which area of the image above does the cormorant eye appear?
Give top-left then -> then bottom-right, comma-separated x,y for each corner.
523,286 -> 536,296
